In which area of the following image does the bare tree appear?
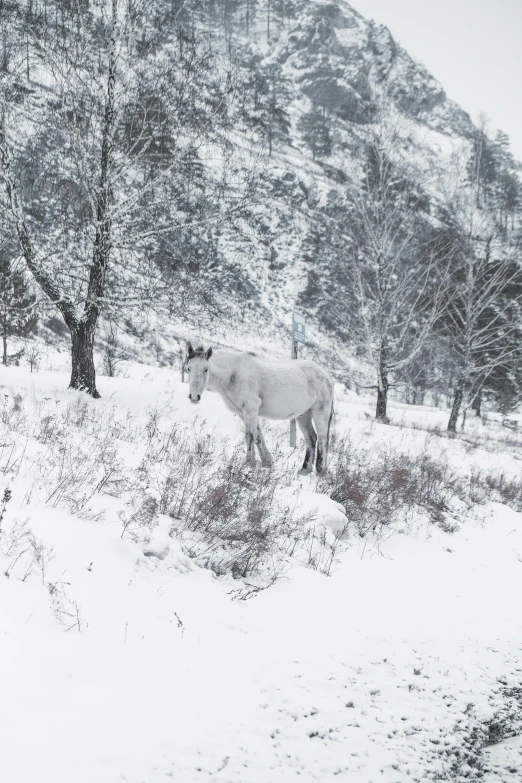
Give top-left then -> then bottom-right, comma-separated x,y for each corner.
0,1 -> 257,396
344,126 -> 451,422
102,319 -> 128,377
0,0 -> 119,396
440,142 -> 522,434
444,233 -> 522,434
26,342 -> 41,373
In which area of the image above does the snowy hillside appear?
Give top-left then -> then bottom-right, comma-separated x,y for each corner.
2,362 -> 522,782
2,0 -> 521,420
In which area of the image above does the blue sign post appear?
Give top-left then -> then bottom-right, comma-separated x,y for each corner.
290,311 -> 306,447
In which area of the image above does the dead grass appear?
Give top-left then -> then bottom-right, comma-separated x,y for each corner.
132,423 -> 316,580
319,436 -> 471,536
3,387 -> 522,588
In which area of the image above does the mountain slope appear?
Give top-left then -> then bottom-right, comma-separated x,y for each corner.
1,1 -> 521,408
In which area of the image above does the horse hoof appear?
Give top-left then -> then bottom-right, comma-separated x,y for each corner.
261,461 -> 273,470
298,467 -> 312,476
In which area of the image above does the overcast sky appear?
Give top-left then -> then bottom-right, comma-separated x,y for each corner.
354,0 -> 522,162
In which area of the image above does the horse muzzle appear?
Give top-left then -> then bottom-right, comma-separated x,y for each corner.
189,394 -> 201,404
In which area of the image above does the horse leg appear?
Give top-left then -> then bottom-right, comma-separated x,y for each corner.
296,410 -> 317,475
256,424 -> 273,468
242,402 -> 260,466
311,404 -> 332,474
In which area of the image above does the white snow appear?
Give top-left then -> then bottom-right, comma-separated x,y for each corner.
1,363 -> 522,782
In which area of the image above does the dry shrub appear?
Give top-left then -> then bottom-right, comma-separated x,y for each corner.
1,391 -> 337,584
318,436 -> 466,536
28,423 -> 125,518
0,488 -> 11,534
175,455 -> 310,579
1,392 -> 25,430
9,386 -> 522,591
1,517 -> 55,583
137,421 -> 220,519
302,522 -> 349,577
48,580 -> 87,632
120,494 -> 159,542
469,469 -> 522,512
0,393 -> 130,518
132,423 -> 313,581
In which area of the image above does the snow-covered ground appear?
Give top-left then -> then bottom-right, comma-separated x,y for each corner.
1,362 -> 522,782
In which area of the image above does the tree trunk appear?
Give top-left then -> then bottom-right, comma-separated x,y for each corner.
2,331 -> 6,366
77,0 -> 117,394
376,380 -> 389,422
447,378 -> 465,434
70,322 -> 99,398
471,389 -> 482,417
375,341 -> 389,423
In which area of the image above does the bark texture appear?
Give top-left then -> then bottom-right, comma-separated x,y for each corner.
375,340 -> 389,423
70,323 -> 99,397
447,378 -> 465,434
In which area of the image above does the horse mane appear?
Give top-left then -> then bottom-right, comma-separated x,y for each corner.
190,345 -> 207,358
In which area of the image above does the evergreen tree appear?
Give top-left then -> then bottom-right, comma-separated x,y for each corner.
467,129 -> 498,205
298,107 -> 332,159
0,255 -> 38,366
244,60 -> 291,156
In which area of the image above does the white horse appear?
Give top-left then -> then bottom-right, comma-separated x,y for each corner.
186,344 -> 334,474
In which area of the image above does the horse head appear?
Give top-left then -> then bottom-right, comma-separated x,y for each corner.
186,343 -> 213,404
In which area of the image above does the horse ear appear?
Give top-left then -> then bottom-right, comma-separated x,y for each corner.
187,343 -> 194,358
206,347 -> 213,360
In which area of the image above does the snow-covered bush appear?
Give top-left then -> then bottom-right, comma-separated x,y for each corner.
470,469 -> 522,512
0,392 -> 129,519
128,421 -> 315,581
318,435 -> 469,536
